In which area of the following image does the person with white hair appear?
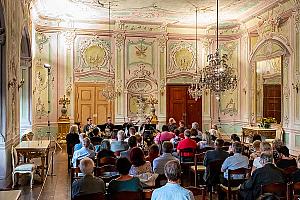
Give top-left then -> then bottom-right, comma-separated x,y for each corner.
74,133 -> 94,151
111,130 -> 129,153
151,160 -> 194,200
191,122 -> 202,140
72,137 -> 95,167
72,157 -> 105,199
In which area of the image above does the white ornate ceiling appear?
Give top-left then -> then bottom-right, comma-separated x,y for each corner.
32,0 -> 280,26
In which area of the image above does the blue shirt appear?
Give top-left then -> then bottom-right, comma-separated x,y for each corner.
72,147 -> 95,167
151,183 -> 194,200
221,153 -> 249,179
153,153 -> 178,175
108,177 -> 142,193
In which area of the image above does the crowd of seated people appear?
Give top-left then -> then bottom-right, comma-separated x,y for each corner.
67,117 -> 300,200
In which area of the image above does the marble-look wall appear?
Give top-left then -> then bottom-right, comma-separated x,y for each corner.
0,0 -> 30,183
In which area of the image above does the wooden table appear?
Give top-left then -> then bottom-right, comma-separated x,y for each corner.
0,190 -> 21,200
242,127 -> 276,143
15,140 -> 51,181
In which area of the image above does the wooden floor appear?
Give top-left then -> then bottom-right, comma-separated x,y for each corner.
17,145 -> 70,200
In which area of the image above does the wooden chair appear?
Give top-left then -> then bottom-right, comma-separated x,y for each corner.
72,192 -> 105,200
179,148 -> 196,183
261,182 -> 287,200
219,168 -> 250,200
190,153 -> 205,187
205,159 -> 224,200
110,191 -> 143,200
95,165 -> 119,183
97,156 -> 116,167
283,166 -> 298,181
11,146 -> 36,188
185,186 -> 206,200
287,182 -> 300,200
143,189 -> 154,200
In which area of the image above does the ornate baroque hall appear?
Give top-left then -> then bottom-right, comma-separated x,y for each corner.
1,0 -> 300,199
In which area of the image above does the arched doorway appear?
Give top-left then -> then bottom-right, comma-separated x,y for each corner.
0,3 -> 6,142
19,26 -> 32,136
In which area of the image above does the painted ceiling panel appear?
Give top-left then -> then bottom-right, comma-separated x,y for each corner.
33,0 -> 279,26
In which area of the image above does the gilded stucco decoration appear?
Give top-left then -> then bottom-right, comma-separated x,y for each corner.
168,41 -> 195,74
35,97 -> 47,119
36,32 -> 49,51
256,15 -> 281,39
62,30 -> 76,50
221,98 -> 238,116
119,22 -> 166,32
127,38 -> 154,70
127,79 -> 157,95
157,34 -> 168,52
115,33 -> 125,51
75,37 -> 110,73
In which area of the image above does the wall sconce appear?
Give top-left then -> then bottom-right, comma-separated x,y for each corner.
18,79 -> 25,89
292,80 -> 299,93
242,87 -> 247,95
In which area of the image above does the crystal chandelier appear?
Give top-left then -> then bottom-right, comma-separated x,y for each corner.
188,8 -> 204,101
188,0 -> 237,100
102,1 -> 118,101
203,0 -> 237,94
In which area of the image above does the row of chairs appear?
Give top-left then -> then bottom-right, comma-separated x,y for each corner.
72,186 -> 206,200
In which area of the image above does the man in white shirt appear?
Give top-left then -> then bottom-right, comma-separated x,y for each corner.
72,137 -> 95,167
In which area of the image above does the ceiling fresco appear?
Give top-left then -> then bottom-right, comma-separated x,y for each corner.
32,0 -> 280,26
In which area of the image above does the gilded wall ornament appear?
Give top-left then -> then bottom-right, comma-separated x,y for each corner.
132,64 -> 151,78
127,79 -> 157,95
221,98 -> 238,116
157,34 -> 168,52
36,32 -> 49,51
115,33 -> 125,50
169,41 -> 195,74
62,30 -> 76,49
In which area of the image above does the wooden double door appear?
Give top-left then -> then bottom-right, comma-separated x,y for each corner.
263,84 -> 281,123
166,85 -> 202,130
75,83 -> 114,125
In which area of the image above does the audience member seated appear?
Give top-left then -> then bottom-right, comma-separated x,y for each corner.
276,146 -> 297,169
74,133 -> 94,151
291,155 -> 300,182
108,157 -> 143,194
167,118 -> 177,132
151,160 -> 194,200
221,142 -> 249,182
145,144 -> 159,166
176,130 -> 197,158
197,131 -> 213,149
272,139 -> 284,162
190,128 -> 201,143
249,140 -> 261,161
135,134 -> 146,148
239,153 -> 286,200
72,137 -> 95,167
129,147 -> 152,176
252,142 -> 272,173
203,139 -> 229,181
230,134 -> 241,142
90,127 -> 103,146
170,129 -> 181,149
71,157 -> 105,199
120,136 -> 137,159
192,122 -> 202,139
96,139 -> 116,160
74,121 -> 82,133
209,124 -> 220,141
124,127 -> 136,142
178,120 -> 187,130
66,125 -> 80,156
257,193 -> 280,200
153,141 -> 177,175
111,130 -> 129,153
83,117 -> 94,133
154,125 -> 175,144
178,127 -> 185,139
252,134 -> 262,142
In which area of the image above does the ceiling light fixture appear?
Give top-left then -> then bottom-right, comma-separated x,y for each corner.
102,1 -> 118,101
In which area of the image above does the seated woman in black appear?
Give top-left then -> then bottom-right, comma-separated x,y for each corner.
97,139 -> 115,159
108,157 -> 142,194
276,146 -> 297,169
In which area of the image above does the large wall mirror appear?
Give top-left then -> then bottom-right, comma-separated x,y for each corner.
256,57 -> 282,123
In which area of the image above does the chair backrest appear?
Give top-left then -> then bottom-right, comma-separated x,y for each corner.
287,182 -> 300,200
98,156 -> 116,167
205,159 -> 224,186
94,165 -> 119,182
11,146 -> 18,170
179,148 -> 195,163
227,168 -> 250,189
261,183 -> 287,199
110,191 -> 143,200
70,167 -> 82,184
73,192 -> 105,200
143,189 -> 153,200
283,166 -> 298,181
185,186 -> 206,200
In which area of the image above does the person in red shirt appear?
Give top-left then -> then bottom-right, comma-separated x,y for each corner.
154,125 -> 175,144
177,130 -> 197,158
